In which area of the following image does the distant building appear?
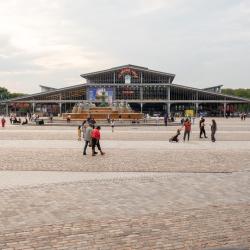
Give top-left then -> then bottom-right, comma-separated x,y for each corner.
1,64 -> 249,116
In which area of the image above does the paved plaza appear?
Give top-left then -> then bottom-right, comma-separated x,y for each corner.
0,118 -> 249,249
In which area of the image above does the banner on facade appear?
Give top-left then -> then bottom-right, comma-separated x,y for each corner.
89,87 -> 113,104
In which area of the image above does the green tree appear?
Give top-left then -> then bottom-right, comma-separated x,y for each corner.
0,87 -> 10,100
0,86 -> 24,100
222,88 -> 250,99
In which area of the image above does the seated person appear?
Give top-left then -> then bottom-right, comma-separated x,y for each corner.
22,118 -> 28,125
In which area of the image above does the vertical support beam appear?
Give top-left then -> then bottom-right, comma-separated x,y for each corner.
196,91 -> 199,117
224,102 -> 227,117
167,85 -> 171,115
113,72 -> 116,105
59,103 -> 62,116
167,102 -> 171,116
59,94 -> 62,116
5,103 -> 8,116
140,86 -> 143,101
195,102 -> 199,117
32,102 -> 35,113
86,87 -> 89,102
139,74 -> 143,114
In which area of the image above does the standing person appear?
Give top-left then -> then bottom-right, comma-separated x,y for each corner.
83,124 -> 94,155
1,117 -> 6,127
81,120 -> 87,139
156,115 -> 159,126
77,125 -> 82,141
183,118 -> 191,142
111,119 -> 115,133
49,113 -> 53,123
199,117 -> 207,138
91,126 -> 105,156
164,113 -> 168,126
180,117 -> 185,126
210,119 -> 217,142
66,114 -> 71,123
192,117 -> 195,125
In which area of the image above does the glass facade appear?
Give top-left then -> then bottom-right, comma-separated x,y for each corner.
2,65 -> 249,117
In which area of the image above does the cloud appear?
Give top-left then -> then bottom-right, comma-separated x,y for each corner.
0,0 -> 249,93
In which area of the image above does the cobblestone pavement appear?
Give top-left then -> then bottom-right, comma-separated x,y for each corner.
0,118 -> 249,249
0,141 -> 250,172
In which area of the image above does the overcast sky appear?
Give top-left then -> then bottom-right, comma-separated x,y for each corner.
0,0 -> 249,93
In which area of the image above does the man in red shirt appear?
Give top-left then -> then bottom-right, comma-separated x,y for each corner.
183,118 -> 191,141
91,126 -> 105,156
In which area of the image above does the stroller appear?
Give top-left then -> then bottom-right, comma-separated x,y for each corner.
169,129 -> 181,142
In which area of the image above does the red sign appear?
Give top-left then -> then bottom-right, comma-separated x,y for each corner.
122,87 -> 134,96
118,68 -> 139,79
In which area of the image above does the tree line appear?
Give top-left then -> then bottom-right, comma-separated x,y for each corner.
0,87 -> 24,100
221,88 -> 250,99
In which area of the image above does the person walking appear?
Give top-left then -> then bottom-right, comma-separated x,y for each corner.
111,119 -> 115,132
91,126 -> 105,156
210,119 -> 217,142
183,118 -> 191,141
83,124 -> 94,155
199,117 -> 207,138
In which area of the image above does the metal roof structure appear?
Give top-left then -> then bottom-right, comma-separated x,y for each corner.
81,64 -> 176,79
1,83 -> 249,104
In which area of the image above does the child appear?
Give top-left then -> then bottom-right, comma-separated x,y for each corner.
169,129 -> 181,142
77,125 -> 81,141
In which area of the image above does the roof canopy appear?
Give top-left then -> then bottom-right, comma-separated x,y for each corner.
81,64 -> 176,83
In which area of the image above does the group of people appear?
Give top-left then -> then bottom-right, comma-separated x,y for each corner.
240,113 -> 247,121
9,115 -> 28,125
169,117 -> 217,143
78,120 -> 105,156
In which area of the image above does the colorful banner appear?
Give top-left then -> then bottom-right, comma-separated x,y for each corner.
89,87 -> 113,104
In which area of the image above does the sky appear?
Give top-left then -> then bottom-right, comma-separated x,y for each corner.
0,0 -> 249,93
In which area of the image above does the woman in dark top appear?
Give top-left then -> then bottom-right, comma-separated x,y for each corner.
211,119 -> 217,142
199,117 -> 207,138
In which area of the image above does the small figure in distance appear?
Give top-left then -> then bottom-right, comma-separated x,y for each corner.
66,114 -> 71,123
180,117 -> 185,126
22,117 -> 28,125
111,119 -> 115,133
210,119 -> 217,142
199,117 -> 208,138
1,117 -> 6,128
49,113 -> 53,123
77,125 -> 82,141
169,128 -> 181,143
